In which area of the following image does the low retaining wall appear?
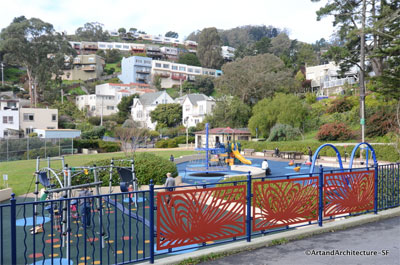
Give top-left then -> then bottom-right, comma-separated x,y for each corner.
0,188 -> 12,202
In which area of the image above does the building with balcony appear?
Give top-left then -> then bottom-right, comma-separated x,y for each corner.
180,94 -> 215,128
146,46 -> 163,60
131,91 -> 175,130
221,46 -> 235,61
119,56 -> 152,84
62,54 -> 105,81
1,99 -> 58,138
75,83 -> 156,117
306,62 -> 358,97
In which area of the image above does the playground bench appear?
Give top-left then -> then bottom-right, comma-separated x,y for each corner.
262,150 -> 275,157
243,149 -> 255,155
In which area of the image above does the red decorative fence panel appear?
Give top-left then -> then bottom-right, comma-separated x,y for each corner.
156,185 -> 246,250
252,177 -> 319,231
324,170 -> 375,216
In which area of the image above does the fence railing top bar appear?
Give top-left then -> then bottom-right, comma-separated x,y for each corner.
14,190 -> 149,206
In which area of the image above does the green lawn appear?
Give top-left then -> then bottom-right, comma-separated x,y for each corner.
104,62 -> 121,73
2,150 -> 196,196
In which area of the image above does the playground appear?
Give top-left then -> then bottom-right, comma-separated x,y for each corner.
0,125 -> 399,264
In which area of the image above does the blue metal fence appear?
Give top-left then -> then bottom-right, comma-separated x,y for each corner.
1,163 -> 399,265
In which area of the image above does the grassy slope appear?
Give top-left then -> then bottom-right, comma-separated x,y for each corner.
2,150 -> 196,196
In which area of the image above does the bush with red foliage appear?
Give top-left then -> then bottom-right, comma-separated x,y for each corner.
316,122 -> 354,141
326,97 -> 353,114
366,109 -> 395,137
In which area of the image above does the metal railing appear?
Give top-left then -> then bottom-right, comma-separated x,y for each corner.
0,138 -> 74,162
0,163 -> 399,264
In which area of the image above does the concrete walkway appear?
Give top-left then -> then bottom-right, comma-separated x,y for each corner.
140,207 -> 400,265
201,216 -> 400,265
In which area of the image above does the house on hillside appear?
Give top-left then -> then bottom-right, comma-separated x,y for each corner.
194,127 -> 251,149
61,54 -> 105,81
0,99 -> 58,138
178,94 -> 215,128
75,83 -> 156,116
306,62 -> 358,98
119,56 -> 152,84
131,91 -> 174,130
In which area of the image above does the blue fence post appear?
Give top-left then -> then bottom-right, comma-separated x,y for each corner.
318,165 -> 324,227
246,171 -> 252,242
149,179 -> 155,264
10,193 -> 17,265
374,163 -> 379,214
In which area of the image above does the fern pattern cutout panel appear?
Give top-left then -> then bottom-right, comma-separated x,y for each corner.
156,185 -> 246,250
253,177 -> 319,231
324,170 -> 375,216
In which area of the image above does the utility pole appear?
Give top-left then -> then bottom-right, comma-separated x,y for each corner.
0,62 -> 4,87
360,0 -> 366,143
100,95 -> 104,126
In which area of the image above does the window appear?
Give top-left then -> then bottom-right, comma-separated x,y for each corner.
137,111 -> 143,118
188,68 -> 193,73
163,64 -> 169,69
91,106 -> 96,111
2,116 -> 7,124
172,65 -> 178,70
107,106 -> 114,110
52,114 -> 57,121
195,69 -> 201,74
144,61 -> 151,64
8,116 -> 13,124
185,105 -> 190,111
107,44 -> 113,49
88,57 -> 95,62
155,63 -> 162,68
123,45 -> 129,49
26,128 -> 34,135
23,113 -> 34,121
136,59 -> 143,63
179,66 -> 186,71
199,105 -> 204,113
115,45 -> 122,48
99,44 -> 106,48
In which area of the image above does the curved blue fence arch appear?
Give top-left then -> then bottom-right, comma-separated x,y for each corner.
349,142 -> 377,168
309,144 -> 344,173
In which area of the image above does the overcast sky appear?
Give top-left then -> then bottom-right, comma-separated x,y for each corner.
0,0 -> 335,44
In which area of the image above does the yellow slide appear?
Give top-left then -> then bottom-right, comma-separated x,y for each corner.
231,143 -> 252,165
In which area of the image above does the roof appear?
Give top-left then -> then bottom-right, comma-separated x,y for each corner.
185,94 -> 211,105
195,127 -> 251,135
139,91 -> 165,105
109,82 -> 150,88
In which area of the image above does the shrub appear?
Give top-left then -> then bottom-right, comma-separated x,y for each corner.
88,116 -> 101,126
167,139 -> 178,148
326,97 -> 353,114
173,135 -> 195,144
267,124 -> 301,141
316,122 -> 354,141
98,141 -> 121,152
155,139 -> 168,148
74,153 -> 177,187
366,108 -> 395,137
81,126 -> 106,139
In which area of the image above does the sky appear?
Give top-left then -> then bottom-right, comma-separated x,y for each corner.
0,0 -> 335,44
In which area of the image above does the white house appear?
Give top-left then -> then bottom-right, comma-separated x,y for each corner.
306,62 -> 358,97
75,83 -> 156,116
0,100 -> 20,138
180,94 -> 215,128
131,91 -> 175,130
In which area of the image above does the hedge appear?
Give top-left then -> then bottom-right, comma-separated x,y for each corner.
71,152 -> 178,187
73,139 -> 121,153
240,141 -> 400,162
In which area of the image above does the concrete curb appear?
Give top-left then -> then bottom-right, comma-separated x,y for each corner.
138,207 -> 400,265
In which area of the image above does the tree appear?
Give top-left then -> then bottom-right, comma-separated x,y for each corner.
118,28 -> 126,34
269,33 -> 291,57
215,53 -> 295,104
117,94 -> 138,120
206,96 -> 251,128
75,22 -> 109,41
196,27 -> 224,69
178,53 -> 201,66
129,28 -> 137,33
0,16 -> 76,106
194,76 -> 215,96
253,37 -> 271,55
165,31 -> 179,39
104,49 -> 122,64
115,119 -> 148,155
152,74 -> 162,90
248,93 -> 308,138
150,103 -> 182,130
